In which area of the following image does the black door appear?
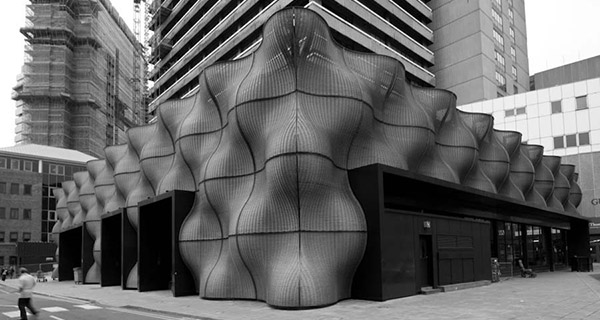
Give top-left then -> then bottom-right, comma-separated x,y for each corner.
418,235 -> 433,288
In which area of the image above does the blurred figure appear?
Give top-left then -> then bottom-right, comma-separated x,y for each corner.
17,268 -> 39,320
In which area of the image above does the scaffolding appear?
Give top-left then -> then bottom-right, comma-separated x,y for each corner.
13,0 -> 147,157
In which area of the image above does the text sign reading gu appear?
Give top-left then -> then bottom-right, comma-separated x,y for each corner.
593,198 -> 600,206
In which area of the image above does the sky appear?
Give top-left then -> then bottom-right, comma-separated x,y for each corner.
0,0 -> 598,148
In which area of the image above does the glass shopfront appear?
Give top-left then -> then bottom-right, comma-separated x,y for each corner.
526,225 -> 548,269
493,221 -> 569,272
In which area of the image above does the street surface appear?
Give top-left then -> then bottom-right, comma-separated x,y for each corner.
0,285 -> 200,320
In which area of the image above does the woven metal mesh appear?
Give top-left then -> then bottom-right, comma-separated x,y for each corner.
55,7 -> 586,309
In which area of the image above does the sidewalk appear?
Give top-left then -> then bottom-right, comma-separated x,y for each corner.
2,266 -> 600,320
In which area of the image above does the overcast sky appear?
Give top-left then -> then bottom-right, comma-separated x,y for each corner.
0,0 -> 598,148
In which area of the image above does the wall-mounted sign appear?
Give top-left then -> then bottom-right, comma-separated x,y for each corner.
423,220 -> 431,229
592,198 -> 600,206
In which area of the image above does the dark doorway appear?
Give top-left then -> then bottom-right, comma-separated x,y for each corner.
418,235 -> 433,288
138,197 -> 172,292
137,191 -> 196,296
101,209 -> 122,286
58,226 -> 82,281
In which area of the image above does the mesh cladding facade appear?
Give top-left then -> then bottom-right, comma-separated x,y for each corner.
54,9 -> 583,308
13,0 -> 147,157
146,0 -> 435,113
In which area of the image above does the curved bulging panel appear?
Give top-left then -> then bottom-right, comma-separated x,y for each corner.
557,165 -> 574,209
84,160 -> 104,284
103,145 -> 126,213
157,95 -> 197,194
63,181 -> 83,227
495,130 -> 524,200
541,156 -> 563,210
524,145 -> 548,206
568,173 -> 583,213
58,7 -> 586,309
53,188 -> 70,231
462,113 -> 510,193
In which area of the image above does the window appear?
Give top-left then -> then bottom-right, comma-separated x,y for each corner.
0,182 -> 5,194
494,0 -> 502,6
513,85 -> 519,94
493,29 -> 504,47
48,210 -> 57,221
508,8 -> 514,21
23,184 -> 32,195
10,183 -> 19,195
23,209 -> 31,220
576,95 -> 588,109
23,232 -> 31,242
509,27 -> 515,39
9,232 -> 18,242
511,66 -> 517,79
505,109 -> 515,117
510,47 -> 516,61
0,232 -> 4,242
10,208 -> 18,219
10,159 -> 20,170
49,164 -> 65,175
579,132 -> 590,145
516,107 -> 526,115
495,71 -> 506,91
23,161 -> 33,172
0,207 -> 4,219
554,136 -> 564,149
566,134 -> 577,147
492,9 -> 503,27
495,51 -> 505,70
551,100 -> 562,113
0,158 -> 6,169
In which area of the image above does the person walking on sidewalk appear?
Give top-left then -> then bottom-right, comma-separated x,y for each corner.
17,268 -> 39,320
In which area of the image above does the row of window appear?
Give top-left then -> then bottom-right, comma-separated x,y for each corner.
553,132 -> 591,149
0,183 -> 32,196
504,96 -> 589,118
0,158 -> 34,172
551,96 -> 588,113
0,231 -> 31,243
504,106 -> 526,117
0,207 -> 32,220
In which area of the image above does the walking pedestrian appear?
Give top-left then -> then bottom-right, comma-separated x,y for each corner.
1,267 -> 7,281
17,268 -> 39,320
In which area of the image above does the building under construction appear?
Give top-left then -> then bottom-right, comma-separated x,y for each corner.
12,0 -> 147,158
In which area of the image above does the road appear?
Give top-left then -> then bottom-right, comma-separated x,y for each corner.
0,285 -> 202,320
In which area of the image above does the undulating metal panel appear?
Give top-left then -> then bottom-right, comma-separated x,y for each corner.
104,144 -> 128,206
495,130 -> 524,200
63,180 -> 83,226
557,164 -> 575,211
57,7 -> 586,309
524,144 -> 548,206
463,114 -> 511,193
541,156 -> 563,210
53,188 -> 71,230
568,173 -> 583,214
84,160 -> 104,283
157,96 -> 197,194
123,125 -> 157,288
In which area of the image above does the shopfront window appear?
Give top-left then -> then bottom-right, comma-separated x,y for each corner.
496,222 -> 523,264
551,228 -> 568,266
526,226 -> 548,268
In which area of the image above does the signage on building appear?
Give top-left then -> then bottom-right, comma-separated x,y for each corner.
592,198 -> 600,206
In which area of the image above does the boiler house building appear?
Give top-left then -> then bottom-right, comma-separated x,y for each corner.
54,8 -> 589,310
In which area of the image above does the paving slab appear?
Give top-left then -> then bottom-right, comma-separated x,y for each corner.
2,266 -> 600,320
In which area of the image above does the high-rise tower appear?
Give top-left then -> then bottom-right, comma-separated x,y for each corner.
12,0 -> 147,158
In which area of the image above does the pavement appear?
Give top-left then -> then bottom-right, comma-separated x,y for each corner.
2,266 -> 600,320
